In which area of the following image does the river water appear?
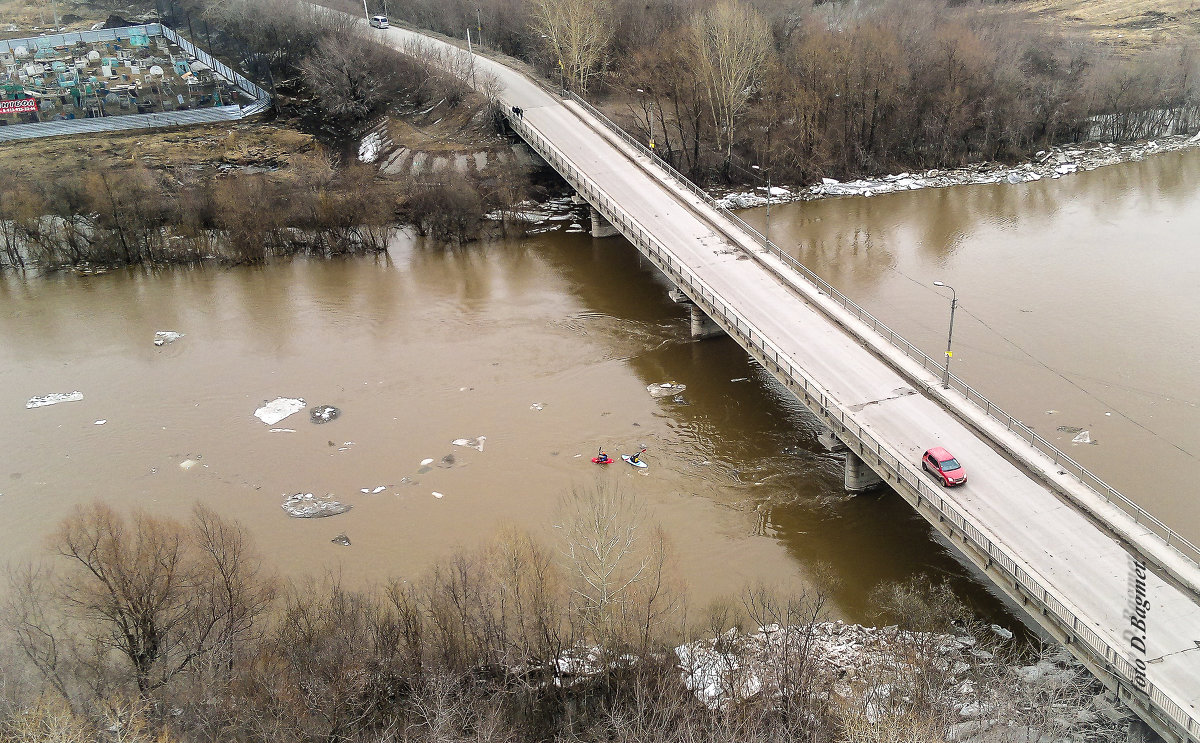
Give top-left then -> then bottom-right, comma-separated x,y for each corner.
741,147 -> 1200,542
2,149 -> 1195,626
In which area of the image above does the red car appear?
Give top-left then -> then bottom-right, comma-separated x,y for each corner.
922,447 -> 967,487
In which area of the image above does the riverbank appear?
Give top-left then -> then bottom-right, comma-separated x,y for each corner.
714,132 -> 1200,209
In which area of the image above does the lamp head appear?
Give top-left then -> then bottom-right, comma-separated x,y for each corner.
933,281 -> 945,287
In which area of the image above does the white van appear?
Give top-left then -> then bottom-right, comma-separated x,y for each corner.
369,15 -> 389,28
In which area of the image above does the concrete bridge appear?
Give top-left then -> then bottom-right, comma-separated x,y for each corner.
377,24 -> 1200,742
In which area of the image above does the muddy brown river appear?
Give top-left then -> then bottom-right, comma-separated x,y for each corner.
2,148 -> 1196,627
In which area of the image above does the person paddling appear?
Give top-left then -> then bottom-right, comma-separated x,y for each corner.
629,447 -> 646,465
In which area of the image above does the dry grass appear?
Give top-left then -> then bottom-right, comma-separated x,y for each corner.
0,121 -> 317,182
996,0 -> 1200,55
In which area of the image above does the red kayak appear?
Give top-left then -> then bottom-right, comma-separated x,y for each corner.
592,455 -> 614,464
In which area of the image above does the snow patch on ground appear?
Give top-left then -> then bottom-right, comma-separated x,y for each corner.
713,135 -> 1200,208
359,131 -> 383,163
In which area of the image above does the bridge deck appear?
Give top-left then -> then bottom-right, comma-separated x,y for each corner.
380,25 -> 1200,739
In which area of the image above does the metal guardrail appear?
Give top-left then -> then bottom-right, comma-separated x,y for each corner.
563,90 -> 1200,571
0,23 -> 269,142
503,108 -> 1199,743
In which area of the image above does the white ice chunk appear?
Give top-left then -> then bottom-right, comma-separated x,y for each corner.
1072,430 -> 1091,444
432,491 -> 445,499
254,397 -> 306,425
420,458 -> 434,466
452,436 -> 486,452
281,493 -> 351,518
648,382 -> 686,398
26,391 -> 83,409
153,331 -> 183,346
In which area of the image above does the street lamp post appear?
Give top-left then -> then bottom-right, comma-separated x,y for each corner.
933,281 -> 957,389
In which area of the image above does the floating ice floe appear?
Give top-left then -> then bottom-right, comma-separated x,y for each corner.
270,428 -> 295,433
420,458 -> 434,466
360,486 -> 387,494
281,492 -> 351,518
331,533 -> 351,546
310,405 -> 340,424
254,397 -> 306,425
1072,430 -> 1092,444
26,391 -> 83,409
94,419 -> 107,425
647,382 -> 686,399
179,458 -> 200,470
153,331 -> 183,346
530,402 -> 545,411
432,491 -> 445,499
452,436 -> 486,452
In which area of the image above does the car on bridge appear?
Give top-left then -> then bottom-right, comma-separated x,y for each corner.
922,447 -> 967,487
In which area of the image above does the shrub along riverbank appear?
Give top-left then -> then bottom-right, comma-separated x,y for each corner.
1,492 -> 1128,743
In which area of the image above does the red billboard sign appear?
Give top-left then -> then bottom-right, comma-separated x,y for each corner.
0,98 -> 38,115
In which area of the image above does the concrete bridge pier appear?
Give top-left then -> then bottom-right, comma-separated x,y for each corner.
689,305 -> 725,340
844,451 -> 883,493
667,288 -> 726,340
589,206 -> 618,238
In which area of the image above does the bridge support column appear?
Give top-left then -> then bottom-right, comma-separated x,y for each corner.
589,206 -> 618,238
689,304 -> 725,340
844,452 -> 883,493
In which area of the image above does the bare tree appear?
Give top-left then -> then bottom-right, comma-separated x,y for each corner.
12,502 -> 275,697
528,0 -> 614,93
557,482 -> 679,651
691,0 -> 771,178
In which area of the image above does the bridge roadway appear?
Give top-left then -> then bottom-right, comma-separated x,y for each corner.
375,23 -> 1200,740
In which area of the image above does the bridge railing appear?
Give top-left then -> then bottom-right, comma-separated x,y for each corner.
504,108 -> 1199,743
563,90 -> 1200,570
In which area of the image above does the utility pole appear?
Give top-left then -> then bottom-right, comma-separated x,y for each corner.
362,0 -> 369,19
466,29 -> 476,88
476,7 -> 482,46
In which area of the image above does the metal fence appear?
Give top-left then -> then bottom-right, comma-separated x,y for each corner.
502,107 -> 1200,743
0,24 -> 161,54
0,23 -> 269,143
562,90 -> 1200,573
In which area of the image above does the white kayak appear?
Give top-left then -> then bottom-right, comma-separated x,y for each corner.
622,454 -> 648,469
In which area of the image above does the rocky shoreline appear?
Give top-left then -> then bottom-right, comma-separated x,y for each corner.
715,132 -> 1200,209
